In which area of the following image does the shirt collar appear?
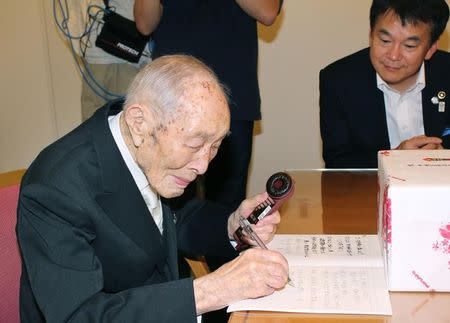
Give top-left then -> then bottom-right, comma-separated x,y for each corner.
376,62 -> 425,93
108,112 -> 159,209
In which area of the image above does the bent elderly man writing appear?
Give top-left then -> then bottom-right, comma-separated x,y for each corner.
17,55 -> 289,322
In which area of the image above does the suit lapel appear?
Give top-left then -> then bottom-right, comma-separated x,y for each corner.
361,53 -> 391,148
95,174 -> 164,259
90,101 -> 165,259
422,61 -> 446,137
162,203 -> 179,280
367,83 -> 390,147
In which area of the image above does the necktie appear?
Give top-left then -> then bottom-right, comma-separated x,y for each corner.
141,186 -> 163,234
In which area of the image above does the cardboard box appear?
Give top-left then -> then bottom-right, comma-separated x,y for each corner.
378,150 -> 450,292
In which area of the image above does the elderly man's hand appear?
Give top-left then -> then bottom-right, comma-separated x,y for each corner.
193,247 -> 289,314
395,135 -> 443,150
227,192 -> 281,244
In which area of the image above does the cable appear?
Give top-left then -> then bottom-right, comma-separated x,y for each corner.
55,0 -> 123,100
53,0 -> 124,101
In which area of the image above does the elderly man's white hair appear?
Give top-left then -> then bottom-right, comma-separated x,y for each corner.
124,54 -> 229,124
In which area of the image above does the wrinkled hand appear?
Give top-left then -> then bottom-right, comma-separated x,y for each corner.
395,135 -> 443,150
227,192 -> 281,244
193,248 -> 289,314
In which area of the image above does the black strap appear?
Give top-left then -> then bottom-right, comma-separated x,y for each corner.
102,0 -> 110,9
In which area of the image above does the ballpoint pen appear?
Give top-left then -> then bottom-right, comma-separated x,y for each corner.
238,216 -> 295,287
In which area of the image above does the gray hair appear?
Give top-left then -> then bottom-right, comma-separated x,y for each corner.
124,54 -> 229,124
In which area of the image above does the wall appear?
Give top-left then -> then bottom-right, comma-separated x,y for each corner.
1,0 -> 449,196
1,1 -> 56,171
0,0 -> 80,172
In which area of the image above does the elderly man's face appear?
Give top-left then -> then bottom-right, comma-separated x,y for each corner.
135,78 -> 230,198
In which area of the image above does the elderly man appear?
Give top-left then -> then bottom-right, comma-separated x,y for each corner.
17,55 -> 289,322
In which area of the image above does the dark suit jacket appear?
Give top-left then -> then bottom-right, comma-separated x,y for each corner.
16,100 -> 237,323
320,47 -> 450,168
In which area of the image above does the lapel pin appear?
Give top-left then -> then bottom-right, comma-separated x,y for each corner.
431,96 -> 439,104
439,101 -> 445,112
438,91 -> 446,100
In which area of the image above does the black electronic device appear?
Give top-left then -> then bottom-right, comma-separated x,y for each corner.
95,0 -> 150,63
233,172 -> 295,251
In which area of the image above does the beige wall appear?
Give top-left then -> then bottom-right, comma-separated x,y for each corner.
0,0 -> 80,172
1,0 -> 449,195
1,1 -> 57,171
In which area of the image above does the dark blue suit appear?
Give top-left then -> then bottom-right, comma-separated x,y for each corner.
17,100 -> 237,323
320,48 -> 450,168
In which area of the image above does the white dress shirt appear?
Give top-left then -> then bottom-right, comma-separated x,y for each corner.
108,112 -> 163,234
377,63 -> 426,149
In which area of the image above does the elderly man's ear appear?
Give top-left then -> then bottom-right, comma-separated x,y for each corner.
124,105 -> 153,147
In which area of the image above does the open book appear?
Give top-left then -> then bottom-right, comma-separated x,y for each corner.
228,234 -> 392,315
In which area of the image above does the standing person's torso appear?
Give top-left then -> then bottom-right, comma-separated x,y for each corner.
153,0 -> 261,120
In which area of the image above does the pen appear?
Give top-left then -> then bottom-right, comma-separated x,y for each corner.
238,217 -> 294,287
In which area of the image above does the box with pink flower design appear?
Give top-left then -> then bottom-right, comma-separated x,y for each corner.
378,150 -> 450,292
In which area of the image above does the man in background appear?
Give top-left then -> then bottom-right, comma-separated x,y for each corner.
320,0 -> 450,168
